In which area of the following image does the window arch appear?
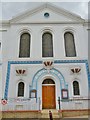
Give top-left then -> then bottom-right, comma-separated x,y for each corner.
73,81 -> 80,95
19,33 -> 30,57
42,32 -> 53,57
18,82 -> 24,97
42,79 -> 55,84
64,32 -> 76,57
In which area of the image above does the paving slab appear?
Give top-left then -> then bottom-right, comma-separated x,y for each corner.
1,118 -> 89,120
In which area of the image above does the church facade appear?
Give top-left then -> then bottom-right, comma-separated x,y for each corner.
1,3 -> 89,113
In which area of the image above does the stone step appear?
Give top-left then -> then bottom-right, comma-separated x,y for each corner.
2,117 -> 62,119
41,115 -> 49,118
41,109 -> 58,113
41,109 -> 60,118
41,114 -> 60,117
41,117 -> 60,119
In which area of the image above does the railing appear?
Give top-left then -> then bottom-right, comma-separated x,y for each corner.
2,97 -> 40,111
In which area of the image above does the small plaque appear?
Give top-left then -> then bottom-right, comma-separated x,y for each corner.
61,89 -> 68,99
30,90 -> 36,98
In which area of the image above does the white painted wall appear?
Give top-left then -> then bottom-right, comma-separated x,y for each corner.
2,24 -> 88,60
0,4 -> 89,110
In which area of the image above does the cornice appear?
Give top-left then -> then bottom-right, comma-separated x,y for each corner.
9,3 -> 85,24
9,21 -> 85,25
0,20 -> 10,26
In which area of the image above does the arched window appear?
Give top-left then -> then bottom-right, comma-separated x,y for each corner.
64,32 -> 76,57
19,33 -> 30,57
42,79 -> 55,84
73,81 -> 80,95
18,82 -> 24,97
42,32 -> 53,57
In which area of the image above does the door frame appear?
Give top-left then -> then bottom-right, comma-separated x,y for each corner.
42,83 -> 56,109
36,75 -> 61,110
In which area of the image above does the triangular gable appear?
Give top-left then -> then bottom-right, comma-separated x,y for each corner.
10,3 -> 85,23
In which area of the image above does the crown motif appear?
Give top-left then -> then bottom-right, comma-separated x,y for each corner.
43,61 -> 53,70
71,67 -> 81,73
16,69 -> 26,75
44,61 -> 53,67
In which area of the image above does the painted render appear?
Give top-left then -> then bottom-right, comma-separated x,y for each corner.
0,3 -> 89,111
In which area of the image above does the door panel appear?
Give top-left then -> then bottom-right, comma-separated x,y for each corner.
42,86 -> 56,109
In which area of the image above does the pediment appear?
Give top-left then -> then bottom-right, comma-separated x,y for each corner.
10,3 -> 84,24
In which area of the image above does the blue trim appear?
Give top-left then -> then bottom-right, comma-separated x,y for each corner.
4,61 -> 42,99
32,68 -> 67,92
4,62 -> 11,99
54,59 -> 88,64
8,61 -> 42,64
32,67 -> 67,99
4,60 -> 90,99
54,59 -> 90,90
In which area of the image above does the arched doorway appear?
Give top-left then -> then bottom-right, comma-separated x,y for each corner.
42,79 -> 56,109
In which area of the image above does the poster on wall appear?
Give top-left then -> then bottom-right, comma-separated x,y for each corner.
61,89 -> 68,99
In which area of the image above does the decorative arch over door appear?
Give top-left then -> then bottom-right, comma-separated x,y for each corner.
31,68 -> 68,91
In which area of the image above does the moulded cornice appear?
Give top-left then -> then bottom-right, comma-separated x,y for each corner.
10,3 -> 47,23
46,3 -> 84,22
9,3 -> 85,24
0,20 -> 9,23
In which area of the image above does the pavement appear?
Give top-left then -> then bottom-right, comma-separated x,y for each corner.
1,115 -> 90,120
1,117 -> 89,120
63,115 -> 89,120
65,115 -> 89,118
1,118 -> 89,120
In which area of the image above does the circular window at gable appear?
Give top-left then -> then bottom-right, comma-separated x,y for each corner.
44,13 -> 50,18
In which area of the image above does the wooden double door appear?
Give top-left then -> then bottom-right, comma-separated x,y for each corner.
42,85 -> 56,109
